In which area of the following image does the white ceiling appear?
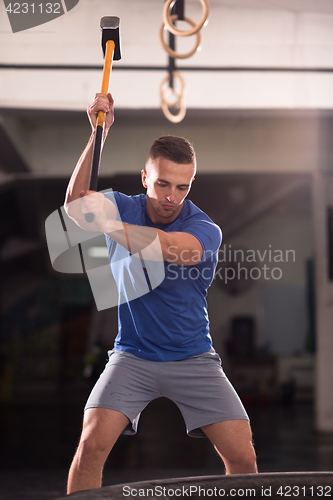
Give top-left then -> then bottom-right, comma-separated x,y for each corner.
1,0 -> 333,111
209,0 -> 333,14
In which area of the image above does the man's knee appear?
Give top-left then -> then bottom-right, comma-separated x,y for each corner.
222,443 -> 257,472
75,436 -> 111,469
235,445 -> 257,468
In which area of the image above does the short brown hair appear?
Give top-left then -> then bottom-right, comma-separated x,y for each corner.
147,135 -> 196,165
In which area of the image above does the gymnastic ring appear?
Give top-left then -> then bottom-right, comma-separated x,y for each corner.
161,96 -> 186,123
160,71 -> 186,123
161,86 -> 182,108
160,71 -> 185,98
163,0 -> 209,37
159,15 -> 201,59
160,71 -> 185,107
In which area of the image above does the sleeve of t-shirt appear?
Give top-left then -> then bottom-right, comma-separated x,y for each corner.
180,219 -> 222,263
103,190 -> 123,221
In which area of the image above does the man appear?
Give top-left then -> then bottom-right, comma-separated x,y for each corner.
65,93 -> 257,494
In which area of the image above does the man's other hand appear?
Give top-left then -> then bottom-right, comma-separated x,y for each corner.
80,190 -> 109,232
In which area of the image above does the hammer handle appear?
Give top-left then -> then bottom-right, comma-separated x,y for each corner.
85,40 -> 116,223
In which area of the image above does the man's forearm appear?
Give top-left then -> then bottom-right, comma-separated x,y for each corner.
103,220 -> 161,259
103,220 -> 202,265
65,131 -> 95,205
65,126 -> 110,205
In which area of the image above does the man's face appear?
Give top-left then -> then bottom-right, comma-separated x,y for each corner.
141,157 -> 196,224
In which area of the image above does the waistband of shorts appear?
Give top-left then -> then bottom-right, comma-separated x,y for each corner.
110,347 -> 217,363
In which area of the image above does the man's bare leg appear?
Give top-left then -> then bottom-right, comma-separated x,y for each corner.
67,407 -> 130,494
201,419 -> 258,475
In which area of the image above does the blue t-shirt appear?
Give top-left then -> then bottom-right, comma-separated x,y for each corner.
104,191 -> 222,361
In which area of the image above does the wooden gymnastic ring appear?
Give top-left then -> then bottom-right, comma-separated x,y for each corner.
160,86 -> 182,108
161,94 -> 186,124
160,71 -> 186,96
163,0 -> 209,37
160,71 -> 185,107
160,71 -> 186,123
159,15 -> 201,59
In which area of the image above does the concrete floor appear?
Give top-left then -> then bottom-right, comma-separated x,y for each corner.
0,385 -> 332,500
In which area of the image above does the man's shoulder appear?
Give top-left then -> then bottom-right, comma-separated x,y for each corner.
182,199 -> 216,225
104,191 -> 145,205
104,191 -> 146,216
103,191 -> 147,226
180,200 -> 222,250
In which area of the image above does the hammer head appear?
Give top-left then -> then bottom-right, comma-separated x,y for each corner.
100,16 -> 121,60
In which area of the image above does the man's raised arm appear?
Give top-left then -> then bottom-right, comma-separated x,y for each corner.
64,93 -> 114,216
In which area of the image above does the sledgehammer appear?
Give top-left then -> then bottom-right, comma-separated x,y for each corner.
85,16 -> 121,223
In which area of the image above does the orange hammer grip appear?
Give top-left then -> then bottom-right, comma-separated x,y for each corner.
97,39 -> 115,128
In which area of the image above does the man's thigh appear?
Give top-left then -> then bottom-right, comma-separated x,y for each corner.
81,407 -> 130,448
159,349 -> 249,436
84,350 -> 162,434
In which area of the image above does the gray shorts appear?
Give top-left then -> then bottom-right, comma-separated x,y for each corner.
85,348 -> 249,438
